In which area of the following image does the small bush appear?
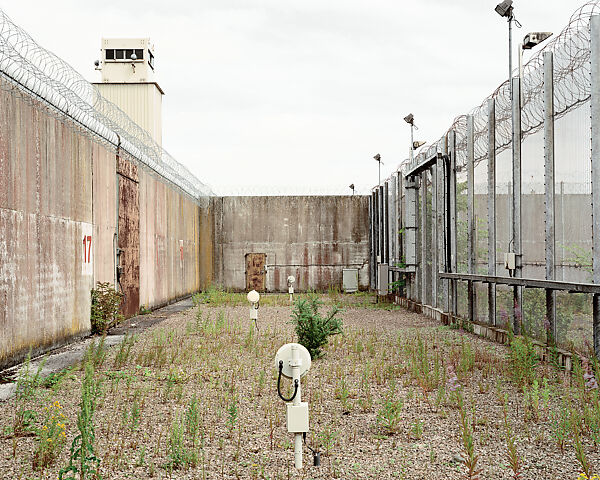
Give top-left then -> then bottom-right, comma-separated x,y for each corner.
90,282 -> 124,335
290,294 -> 343,359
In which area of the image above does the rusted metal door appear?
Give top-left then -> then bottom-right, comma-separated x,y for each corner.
245,253 -> 266,291
117,156 -> 140,317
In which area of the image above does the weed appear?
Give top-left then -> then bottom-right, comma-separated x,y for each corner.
33,400 -> 67,470
166,411 -> 198,470
12,353 -> 44,436
377,383 -> 403,435
509,334 -> 538,388
458,394 -> 482,480
290,294 -> 343,359
59,359 -> 102,480
411,420 -> 424,439
90,282 -> 124,334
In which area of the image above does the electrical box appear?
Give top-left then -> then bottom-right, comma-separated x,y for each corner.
286,402 -> 309,433
342,268 -> 359,293
377,263 -> 389,295
504,252 -> 516,270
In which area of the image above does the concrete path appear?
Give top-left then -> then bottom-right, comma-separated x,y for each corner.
0,297 -> 194,402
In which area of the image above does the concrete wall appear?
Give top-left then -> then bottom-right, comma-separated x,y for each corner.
0,78 -> 214,369
212,196 -> 370,292
0,84 -> 95,369
139,170 -> 213,309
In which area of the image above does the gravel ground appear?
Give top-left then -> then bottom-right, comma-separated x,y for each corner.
0,297 -> 597,479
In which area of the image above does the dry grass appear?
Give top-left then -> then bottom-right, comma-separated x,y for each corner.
0,294 -> 598,479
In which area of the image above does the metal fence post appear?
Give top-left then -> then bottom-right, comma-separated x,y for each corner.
487,98 -> 497,326
384,181 -> 390,266
449,131 -> 458,318
467,115 -> 476,322
512,77 -> 523,335
544,50 -> 557,343
369,194 -> 374,290
432,164 -> 439,309
591,15 -> 600,357
421,170 -> 429,306
440,137 -> 449,313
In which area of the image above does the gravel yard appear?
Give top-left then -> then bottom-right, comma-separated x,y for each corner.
0,293 -> 598,479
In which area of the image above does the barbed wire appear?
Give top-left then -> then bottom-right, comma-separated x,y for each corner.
405,0 -> 599,175
0,8 -> 212,201
213,184 -> 372,196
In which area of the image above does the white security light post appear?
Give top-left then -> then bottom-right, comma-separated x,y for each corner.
275,343 -> 312,470
518,32 -> 553,104
247,289 -> 260,331
287,275 -> 295,303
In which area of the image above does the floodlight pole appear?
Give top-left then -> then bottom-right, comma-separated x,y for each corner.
509,14 -> 514,99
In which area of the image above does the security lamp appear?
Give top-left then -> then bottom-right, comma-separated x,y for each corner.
522,32 -> 553,50
373,153 -> 381,162
349,183 -> 355,190
403,114 -> 414,125
247,290 -> 260,305
495,0 -> 513,18
412,140 -> 426,150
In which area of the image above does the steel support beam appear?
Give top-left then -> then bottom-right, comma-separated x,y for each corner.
591,16 -> 600,357
440,139 -> 449,312
384,181 -> 390,265
432,164 -> 439,309
512,77 -> 523,335
421,170 -> 428,305
487,98 -> 497,326
544,51 -> 557,343
467,115 -> 476,322
449,131 -> 458,317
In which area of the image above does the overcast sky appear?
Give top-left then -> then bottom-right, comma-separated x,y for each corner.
1,0 -> 585,194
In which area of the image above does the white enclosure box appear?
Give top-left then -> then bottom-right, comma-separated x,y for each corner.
286,402 -> 309,433
377,263 -> 389,295
342,268 -> 359,293
504,252 -> 516,270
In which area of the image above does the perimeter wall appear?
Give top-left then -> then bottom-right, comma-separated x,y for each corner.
0,79 -> 213,369
211,196 -> 370,292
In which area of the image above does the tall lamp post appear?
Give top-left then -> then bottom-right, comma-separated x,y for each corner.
494,0 -> 521,97
374,154 -> 383,186
403,114 -> 417,162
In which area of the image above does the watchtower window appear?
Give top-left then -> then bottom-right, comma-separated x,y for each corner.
105,49 -> 144,61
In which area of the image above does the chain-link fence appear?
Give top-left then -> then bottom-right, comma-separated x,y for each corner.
372,1 -> 600,354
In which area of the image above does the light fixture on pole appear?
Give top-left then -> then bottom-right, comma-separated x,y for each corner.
349,183 -> 355,195
404,114 -> 424,162
373,154 -> 383,186
518,32 -> 552,104
494,0 -> 521,98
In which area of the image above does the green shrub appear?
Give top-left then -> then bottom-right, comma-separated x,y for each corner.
90,282 -> 124,335
290,294 -> 343,359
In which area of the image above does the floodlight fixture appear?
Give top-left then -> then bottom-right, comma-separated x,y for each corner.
373,154 -> 383,186
349,183 -> 355,195
412,140 -> 426,150
494,0 -> 513,18
522,32 -> 553,50
403,113 -> 414,126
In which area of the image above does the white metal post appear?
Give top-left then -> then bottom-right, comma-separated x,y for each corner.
291,345 -> 302,469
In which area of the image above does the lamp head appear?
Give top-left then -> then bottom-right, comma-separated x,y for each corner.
412,140 -> 426,150
522,32 -> 553,50
247,290 -> 260,304
494,0 -> 513,18
349,183 -> 355,190
287,275 -> 295,286
403,113 -> 414,125
373,153 -> 381,162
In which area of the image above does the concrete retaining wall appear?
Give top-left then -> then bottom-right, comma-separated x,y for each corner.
212,196 -> 370,292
